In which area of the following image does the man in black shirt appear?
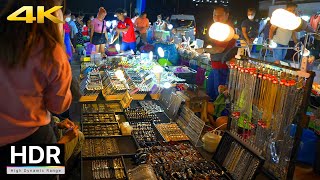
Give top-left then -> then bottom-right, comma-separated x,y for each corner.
241,8 -> 259,44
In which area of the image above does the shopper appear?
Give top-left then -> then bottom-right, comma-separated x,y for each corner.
205,5 -> 236,101
134,12 -> 149,44
0,0 -> 72,179
241,8 -> 259,44
111,9 -> 137,52
64,9 -> 75,62
75,12 -> 85,46
69,14 -> 79,47
90,7 -> 108,56
269,2 -> 298,64
154,14 -> 167,31
87,15 -> 94,37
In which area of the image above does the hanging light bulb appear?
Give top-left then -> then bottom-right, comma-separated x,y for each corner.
163,82 -> 172,89
115,44 -> 120,52
270,9 -> 301,31
158,47 -> 165,58
149,51 -> 153,61
115,70 -> 125,80
208,22 -> 239,42
167,24 -> 173,30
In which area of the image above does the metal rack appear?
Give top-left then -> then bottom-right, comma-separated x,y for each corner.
227,56 -> 315,180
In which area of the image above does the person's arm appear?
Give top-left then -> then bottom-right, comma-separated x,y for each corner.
111,31 -> 120,44
90,23 -> 95,43
44,45 -> 72,114
269,25 -> 277,40
242,27 -> 250,43
116,26 -> 129,33
57,126 -> 79,144
292,32 -> 298,44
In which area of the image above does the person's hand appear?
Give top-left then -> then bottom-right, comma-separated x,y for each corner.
58,126 -> 79,144
57,118 -> 75,129
72,46 -> 76,53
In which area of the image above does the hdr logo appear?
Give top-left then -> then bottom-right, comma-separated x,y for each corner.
6,144 -> 65,175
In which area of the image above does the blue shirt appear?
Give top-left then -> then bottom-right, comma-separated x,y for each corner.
68,20 -> 78,37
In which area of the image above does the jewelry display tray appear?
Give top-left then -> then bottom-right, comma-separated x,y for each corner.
81,136 -> 139,159
212,131 -> 265,180
82,156 -> 128,180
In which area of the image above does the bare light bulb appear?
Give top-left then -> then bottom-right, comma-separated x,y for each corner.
158,47 -> 165,58
208,22 -> 238,42
270,9 -> 301,31
115,44 -> 120,52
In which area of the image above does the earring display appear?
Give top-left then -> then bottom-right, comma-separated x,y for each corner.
155,123 -> 189,142
213,131 -> 265,180
82,138 -> 120,157
82,113 -> 117,124
89,158 -> 126,179
82,103 -> 112,113
124,107 -> 161,123
129,122 -> 158,146
83,124 -> 121,137
139,101 -> 164,113
139,142 -> 227,180
228,59 -> 307,179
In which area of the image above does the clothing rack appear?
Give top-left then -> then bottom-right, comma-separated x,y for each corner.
227,56 -> 315,180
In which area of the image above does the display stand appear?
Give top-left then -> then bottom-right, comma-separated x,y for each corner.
227,56 -> 315,180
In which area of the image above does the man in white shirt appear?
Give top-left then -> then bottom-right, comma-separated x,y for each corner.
269,3 -> 298,64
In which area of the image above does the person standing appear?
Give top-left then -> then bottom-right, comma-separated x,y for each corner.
205,5 -> 236,101
0,0 -> 72,179
64,9 -> 75,62
111,9 -> 136,52
131,13 -> 140,24
154,14 -> 167,31
90,7 -> 108,56
69,14 -> 79,47
269,2 -> 298,63
241,8 -> 259,44
87,15 -> 94,37
75,13 -> 85,46
134,12 -> 149,44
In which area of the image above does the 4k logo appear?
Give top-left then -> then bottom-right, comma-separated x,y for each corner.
7,6 -> 63,23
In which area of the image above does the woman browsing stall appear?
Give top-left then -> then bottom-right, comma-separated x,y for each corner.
90,7 -> 108,56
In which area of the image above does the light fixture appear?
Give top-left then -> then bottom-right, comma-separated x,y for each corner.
163,82 -> 172,89
115,70 -> 125,81
269,40 -> 277,48
152,65 -> 163,84
206,45 -> 213,48
208,22 -> 239,42
115,44 -> 120,52
106,21 -> 112,28
158,47 -> 165,58
149,51 -> 153,61
167,24 -> 173,30
270,9 -> 315,32
301,48 -> 310,57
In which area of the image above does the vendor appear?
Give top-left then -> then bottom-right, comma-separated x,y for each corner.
111,9 -> 137,52
154,15 -> 167,31
205,5 -> 237,101
90,7 -> 108,56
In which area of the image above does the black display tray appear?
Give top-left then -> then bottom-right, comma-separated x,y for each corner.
82,136 -> 139,158
82,156 -> 128,180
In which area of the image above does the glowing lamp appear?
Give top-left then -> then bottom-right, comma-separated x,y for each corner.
152,65 -> 163,84
301,49 -> 310,57
206,45 -> 213,48
149,51 -> 153,61
158,47 -> 165,58
163,82 -> 172,89
167,24 -> 173,30
270,9 -> 315,32
106,21 -> 112,28
208,22 -> 239,42
115,44 -> 121,52
115,70 -> 125,81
